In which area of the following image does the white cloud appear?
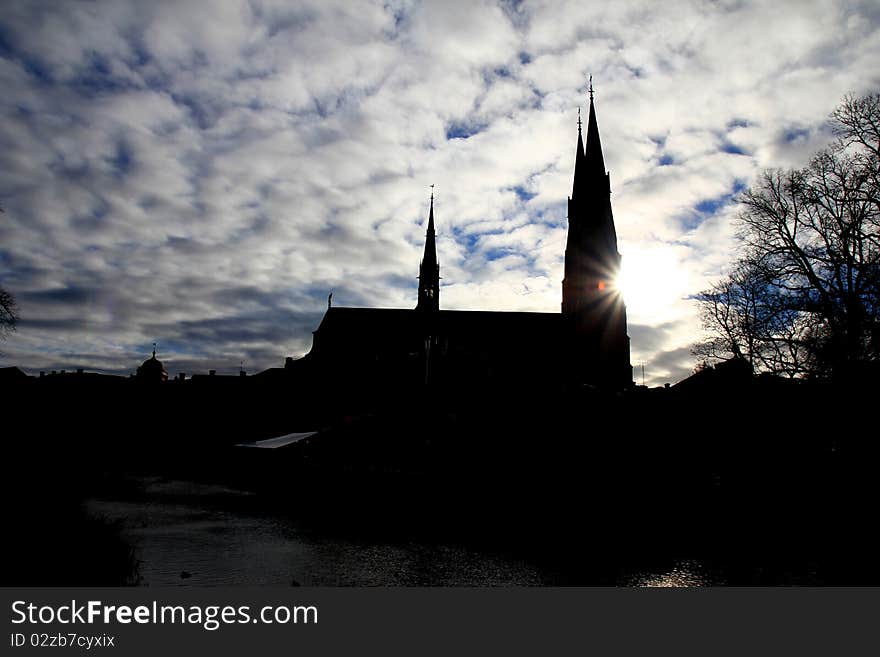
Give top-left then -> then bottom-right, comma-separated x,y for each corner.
1,0 -> 879,384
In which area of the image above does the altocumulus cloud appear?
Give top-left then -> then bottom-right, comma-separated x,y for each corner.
0,0 -> 878,382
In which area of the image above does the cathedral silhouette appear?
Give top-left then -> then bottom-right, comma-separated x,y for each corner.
300,91 -> 633,389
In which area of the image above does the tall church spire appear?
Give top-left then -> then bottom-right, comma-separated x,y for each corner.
584,88 -> 607,182
416,190 -> 439,312
572,82 -> 608,200
561,80 -> 632,387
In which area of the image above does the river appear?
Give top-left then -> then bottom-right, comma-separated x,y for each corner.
86,475 -> 720,586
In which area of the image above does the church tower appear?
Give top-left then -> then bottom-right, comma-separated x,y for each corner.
562,82 -> 633,387
416,192 -> 440,312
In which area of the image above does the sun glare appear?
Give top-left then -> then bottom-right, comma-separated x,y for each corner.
615,245 -> 692,322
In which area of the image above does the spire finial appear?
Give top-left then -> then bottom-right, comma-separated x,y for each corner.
427,184 -> 435,233
589,74 -> 594,101
152,342 -> 157,358
577,106 -> 582,132
328,291 -> 332,308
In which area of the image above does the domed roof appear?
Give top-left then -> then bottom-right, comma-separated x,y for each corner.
136,347 -> 168,382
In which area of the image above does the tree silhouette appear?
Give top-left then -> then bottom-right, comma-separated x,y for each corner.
695,92 -> 880,378
1,199 -> 19,349
0,286 -> 17,340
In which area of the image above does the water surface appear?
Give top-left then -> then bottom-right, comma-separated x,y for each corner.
87,476 -> 716,586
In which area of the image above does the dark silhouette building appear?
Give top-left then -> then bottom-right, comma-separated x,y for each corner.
136,345 -> 168,383
561,88 -> 632,387
303,94 -> 632,389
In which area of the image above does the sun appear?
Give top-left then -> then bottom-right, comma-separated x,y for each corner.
614,244 -> 692,322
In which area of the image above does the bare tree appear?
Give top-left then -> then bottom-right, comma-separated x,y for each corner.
695,92 -> 880,378
0,286 -> 17,339
693,259 -> 813,377
1,199 -> 19,347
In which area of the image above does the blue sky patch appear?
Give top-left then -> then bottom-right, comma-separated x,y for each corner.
110,139 -> 134,179
70,202 -> 110,232
451,228 -> 482,253
782,126 -> 811,143
720,141 -> 747,155
171,92 -> 219,130
512,185 -> 537,202
0,26 -> 14,58
22,56 -> 53,84
137,338 -> 190,357
22,285 -> 96,305
69,53 -> 141,95
484,247 -> 513,262
445,119 -> 486,140
125,34 -> 152,67
684,180 -> 747,230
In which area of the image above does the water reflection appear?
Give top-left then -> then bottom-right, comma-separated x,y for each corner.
622,560 -> 721,587
86,476 -> 718,587
86,477 -> 549,586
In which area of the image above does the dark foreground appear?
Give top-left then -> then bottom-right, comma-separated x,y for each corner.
2,372 -> 877,585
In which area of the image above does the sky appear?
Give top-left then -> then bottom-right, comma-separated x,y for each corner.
1,0 -> 879,385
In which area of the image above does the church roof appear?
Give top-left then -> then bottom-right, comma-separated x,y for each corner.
308,306 -> 566,372
315,306 -> 562,337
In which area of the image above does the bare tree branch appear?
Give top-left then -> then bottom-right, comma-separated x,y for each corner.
695,92 -> 880,379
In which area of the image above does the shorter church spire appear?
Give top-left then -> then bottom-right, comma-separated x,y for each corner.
416,189 -> 440,312
572,107 -> 587,198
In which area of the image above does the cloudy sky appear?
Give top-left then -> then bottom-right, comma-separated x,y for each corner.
1,0 -> 878,384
